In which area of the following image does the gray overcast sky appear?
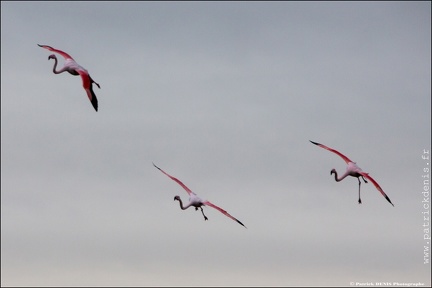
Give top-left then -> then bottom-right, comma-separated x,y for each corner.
1,1 -> 431,287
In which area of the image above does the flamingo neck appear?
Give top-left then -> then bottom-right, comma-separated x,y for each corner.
50,56 -> 67,74
332,169 -> 349,182
175,197 -> 192,210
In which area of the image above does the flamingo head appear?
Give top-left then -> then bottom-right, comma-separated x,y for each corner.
330,168 -> 336,175
48,54 -> 57,60
174,195 -> 181,201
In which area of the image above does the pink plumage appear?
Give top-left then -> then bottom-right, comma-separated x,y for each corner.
153,163 -> 246,227
310,140 -> 394,206
38,44 -> 100,111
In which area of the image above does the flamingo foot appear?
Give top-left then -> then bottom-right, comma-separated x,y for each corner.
358,199 -> 362,204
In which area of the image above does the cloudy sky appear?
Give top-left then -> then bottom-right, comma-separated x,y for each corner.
1,1 -> 431,287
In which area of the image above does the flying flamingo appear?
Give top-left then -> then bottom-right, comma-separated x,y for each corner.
310,140 -> 394,206
38,44 -> 100,111
153,163 -> 246,228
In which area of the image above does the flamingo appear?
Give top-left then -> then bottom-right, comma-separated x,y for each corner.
38,44 -> 100,111
153,163 -> 246,228
310,140 -> 394,206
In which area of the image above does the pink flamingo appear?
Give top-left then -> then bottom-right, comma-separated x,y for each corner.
38,44 -> 100,111
310,140 -> 394,206
153,163 -> 246,228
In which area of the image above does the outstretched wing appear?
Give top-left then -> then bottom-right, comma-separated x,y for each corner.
204,200 -> 246,228
77,70 -> 98,111
359,172 -> 394,206
153,163 -> 195,195
310,140 -> 353,164
38,44 -> 74,60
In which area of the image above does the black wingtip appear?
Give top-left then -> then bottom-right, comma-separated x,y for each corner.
238,220 -> 247,228
91,96 -> 98,112
309,140 -> 320,146
88,84 -> 99,112
383,195 -> 395,207
152,162 -> 161,170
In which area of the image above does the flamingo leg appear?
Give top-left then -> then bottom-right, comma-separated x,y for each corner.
358,178 -> 362,204
197,207 -> 208,221
90,76 -> 100,88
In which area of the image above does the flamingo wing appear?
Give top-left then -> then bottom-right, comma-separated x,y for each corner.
359,172 -> 394,206
204,200 -> 246,228
310,140 -> 353,164
38,44 -> 74,60
153,163 -> 194,195
77,70 -> 98,111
